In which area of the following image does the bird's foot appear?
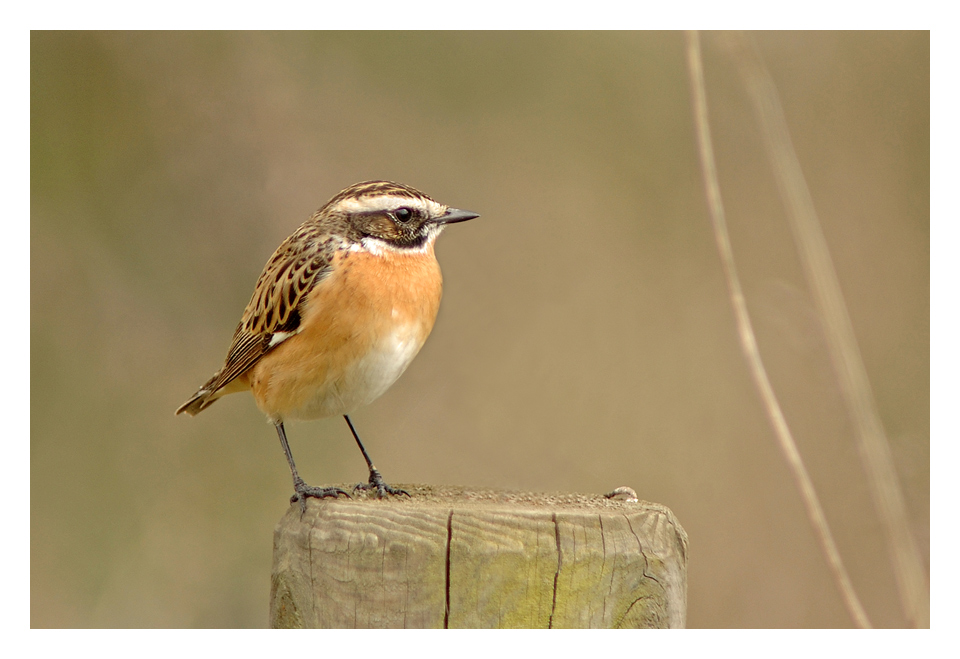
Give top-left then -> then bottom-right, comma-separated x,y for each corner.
290,479 -> 351,514
354,469 -> 411,499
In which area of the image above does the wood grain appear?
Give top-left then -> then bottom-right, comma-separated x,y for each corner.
270,485 -> 687,628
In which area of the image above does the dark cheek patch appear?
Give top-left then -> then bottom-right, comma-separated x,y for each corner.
369,216 -> 398,240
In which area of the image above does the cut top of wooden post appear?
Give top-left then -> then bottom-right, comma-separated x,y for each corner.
270,485 -> 688,629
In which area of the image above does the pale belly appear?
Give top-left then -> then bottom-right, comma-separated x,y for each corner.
290,325 -> 426,420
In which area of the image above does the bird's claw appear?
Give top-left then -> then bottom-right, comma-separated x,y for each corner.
291,481 -> 351,515
354,469 -> 411,499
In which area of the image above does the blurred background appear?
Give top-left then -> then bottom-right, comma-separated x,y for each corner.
31,31 -> 928,628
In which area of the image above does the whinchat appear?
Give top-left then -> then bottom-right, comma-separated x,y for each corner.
176,181 -> 479,510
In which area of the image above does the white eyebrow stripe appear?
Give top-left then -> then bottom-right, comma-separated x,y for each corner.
334,195 -> 446,216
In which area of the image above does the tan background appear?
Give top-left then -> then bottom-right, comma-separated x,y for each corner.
31,31 -> 929,628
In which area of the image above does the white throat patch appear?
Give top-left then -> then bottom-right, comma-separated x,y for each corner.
348,228 -> 442,256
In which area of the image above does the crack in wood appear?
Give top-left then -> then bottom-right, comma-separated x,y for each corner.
548,512 -> 561,628
307,512 -> 317,625
444,509 -> 453,628
624,514 -> 665,593
614,594 -> 655,629
599,514 -> 610,623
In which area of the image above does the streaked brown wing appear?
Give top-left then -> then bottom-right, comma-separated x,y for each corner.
204,232 -> 335,395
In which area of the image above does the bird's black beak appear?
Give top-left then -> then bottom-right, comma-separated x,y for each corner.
437,208 -> 480,225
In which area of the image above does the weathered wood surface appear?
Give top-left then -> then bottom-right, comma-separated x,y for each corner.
270,485 -> 687,628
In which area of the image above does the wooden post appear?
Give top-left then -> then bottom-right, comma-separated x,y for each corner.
270,485 -> 687,628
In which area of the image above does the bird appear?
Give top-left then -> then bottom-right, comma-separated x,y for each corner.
176,180 -> 479,511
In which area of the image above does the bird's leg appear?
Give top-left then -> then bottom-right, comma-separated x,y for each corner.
343,415 -> 410,498
275,421 -> 349,514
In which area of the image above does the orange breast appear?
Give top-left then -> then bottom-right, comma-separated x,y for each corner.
244,245 -> 443,421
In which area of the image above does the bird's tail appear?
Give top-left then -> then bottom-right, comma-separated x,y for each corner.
175,389 -> 218,416
175,372 -> 224,416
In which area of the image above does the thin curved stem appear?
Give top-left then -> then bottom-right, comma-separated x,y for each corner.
684,30 -> 872,629
724,32 -> 929,628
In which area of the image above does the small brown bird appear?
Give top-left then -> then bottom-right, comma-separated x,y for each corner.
176,180 -> 479,510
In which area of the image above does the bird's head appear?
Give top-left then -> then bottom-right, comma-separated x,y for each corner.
318,180 -> 479,252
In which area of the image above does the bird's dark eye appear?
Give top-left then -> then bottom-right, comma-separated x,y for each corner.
394,207 -> 413,223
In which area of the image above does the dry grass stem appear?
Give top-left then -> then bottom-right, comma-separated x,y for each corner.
684,30 -> 872,628
723,32 -> 930,629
